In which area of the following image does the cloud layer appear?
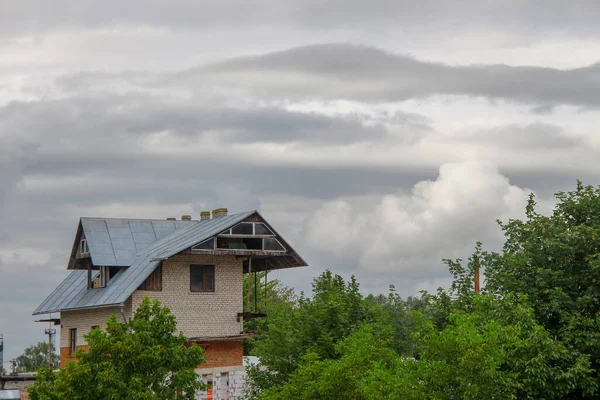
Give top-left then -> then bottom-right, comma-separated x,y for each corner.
2,2 -> 600,372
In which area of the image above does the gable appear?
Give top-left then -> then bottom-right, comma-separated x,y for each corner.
183,212 -> 307,272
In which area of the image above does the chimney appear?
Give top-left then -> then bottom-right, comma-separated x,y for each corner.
181,215 -> 192,221
166,217 -> 176,221
200,211 -> 211,220
212,208 -> 228,218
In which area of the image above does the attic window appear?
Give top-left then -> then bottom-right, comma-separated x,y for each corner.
80,239 -> 89,255
221,222 -> 275,236
254,223 -> 274,235
263,238 -> 285,252
191,238 -> 215,251
232,223 -> 253,235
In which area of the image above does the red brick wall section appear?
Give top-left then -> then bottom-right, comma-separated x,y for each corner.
61,341 -> 243,370
59,345 -> 90,368
198,341 -> 243,369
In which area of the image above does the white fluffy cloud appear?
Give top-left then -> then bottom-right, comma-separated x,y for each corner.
302,161 -> 544,274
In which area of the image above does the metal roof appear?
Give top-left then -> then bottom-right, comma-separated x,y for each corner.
33,211 -> 255,315
80,218 -> 191,267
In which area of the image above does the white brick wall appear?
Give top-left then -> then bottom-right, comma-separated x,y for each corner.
60,298 -> 133,346
59,253 -> 243,348
131,254 -> 243,338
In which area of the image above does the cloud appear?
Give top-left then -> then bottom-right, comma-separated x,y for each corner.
455,122 -> 582,150
301,160 -> 545,276
168,44 -> 600,108
2,0 -> 600,40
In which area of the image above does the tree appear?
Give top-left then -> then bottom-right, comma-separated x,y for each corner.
15,342 -> 59,373
29,297 -> 206,400
247,271 -> 377,394
482,182 -> 600,396
261,295 -> 596,400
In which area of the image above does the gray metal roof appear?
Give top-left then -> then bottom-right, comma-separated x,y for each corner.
33,211 -> 255,315
81,218 -> 191,266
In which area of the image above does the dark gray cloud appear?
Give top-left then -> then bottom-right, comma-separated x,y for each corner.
2,0 -> 600,39
169,44 -> 600,107
0,92 -> 419,146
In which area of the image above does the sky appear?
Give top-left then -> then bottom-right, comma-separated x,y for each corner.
1,0 -> 600,369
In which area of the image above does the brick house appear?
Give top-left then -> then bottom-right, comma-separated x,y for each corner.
33,209 -> 307,398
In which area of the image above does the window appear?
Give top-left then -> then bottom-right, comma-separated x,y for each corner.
254,223 -> 274,235
91,325 -> 100,331
263,238 -> 285,251
80,239 -> 89,255
232,223 -> 253,235
222,222 -> 275,236
89,266 -> 109,289
192,238 -> 215,250
190,265 -> 215,292
69,328 -> 77,354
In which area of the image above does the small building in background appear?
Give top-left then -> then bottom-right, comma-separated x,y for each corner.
33,209 -> 307,399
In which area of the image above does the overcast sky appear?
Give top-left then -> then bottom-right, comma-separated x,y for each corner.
1,1 -> 600,369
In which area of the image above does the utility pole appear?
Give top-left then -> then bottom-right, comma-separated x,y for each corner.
45,313 -> 56,368
0,333 -> 4,376
45,327 -> 56,368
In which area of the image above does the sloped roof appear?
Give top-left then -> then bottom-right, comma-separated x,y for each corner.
81,217 -> 192,266
33,211 -> 255,315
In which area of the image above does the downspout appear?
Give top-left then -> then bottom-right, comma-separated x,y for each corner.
120,303 -> 127,323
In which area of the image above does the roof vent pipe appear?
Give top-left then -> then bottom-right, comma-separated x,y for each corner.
212,208 -> 228,218
166,217 -> 176,221
200,211 -> 211,220
181,215 -> 192,221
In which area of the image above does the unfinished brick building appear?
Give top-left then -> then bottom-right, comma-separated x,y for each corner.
33,209 -> 307,399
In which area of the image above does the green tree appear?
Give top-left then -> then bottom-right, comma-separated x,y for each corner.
29,297 -> 206,400
247,271 -> 376,394
261,295 -> 595,400
397,294 -> 596,400
482,182 -> 600,396
15,342 -> 59,372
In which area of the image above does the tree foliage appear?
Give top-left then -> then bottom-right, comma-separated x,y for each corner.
15,341 -> 59,373
248,182 -> 600,399
483,182 -> 600,397
29,298 -> 206,400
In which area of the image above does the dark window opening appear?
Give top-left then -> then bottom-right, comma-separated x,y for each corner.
91,325 -> 100,331
217,237 -> 262,250
192,238 -> 215,250
109,267 -> 120,280
69,328 -> 77,354
264,238 -> 285,251
190,265 -> 215,292
232,223 -> 253,235
254,223 -> 274,235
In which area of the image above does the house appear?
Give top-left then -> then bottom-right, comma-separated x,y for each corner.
33,208 -> 307,398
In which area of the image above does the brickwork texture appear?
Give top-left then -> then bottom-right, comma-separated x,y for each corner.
58,253 -> 244,369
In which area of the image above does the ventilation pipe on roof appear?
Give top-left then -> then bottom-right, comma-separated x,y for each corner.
200,211 -> 211,220
181,215 -> 192,221
166,217 -> 176,221
212,208 -> 228,218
